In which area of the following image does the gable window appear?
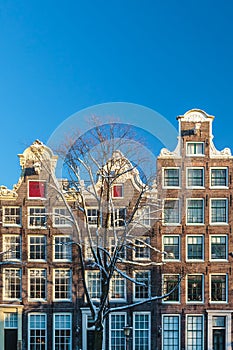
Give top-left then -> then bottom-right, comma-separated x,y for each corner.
210,236 -> 227,260
134,271 -> 150,300
187,236 -> 204,261
210,199 -> 228,224
210,274 -> 227,302
110,272 -> 126,300
186,142 -> 204,156
110,313 -> 126,350
134,238 -> 150,260
28,207 -> 46,228
87,271 -> 101,299
28,314 -> 46,350
163,199 -> 180,225
163,236 -> 180,261
186,315 -> 204,350
3,235 -> 21,261
29,269 -> 47,300
53,208 -> 71,227
187,275 -> 203,303
87,208 -> 99,226
111,208 -> 126,227
163,274 -> 180,303
28,181 -> 46,199
54,314 -> 72,350
187,168 -> 204,187
3,206 -> 21,226
163,168 -> 180,187
53,269 -> 71,301
186,199 -> 204,224
162,315 -> 180,350
210,168 -> 228,187
3,268 -> 21,300
112,184 -> 123,198
29,236 -> 46,260
53,236 -> 72,261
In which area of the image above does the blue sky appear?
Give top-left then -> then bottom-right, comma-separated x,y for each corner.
1,0 -> 233,187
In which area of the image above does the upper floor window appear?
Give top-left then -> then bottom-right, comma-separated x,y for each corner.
163,199 -> 180,225
210,274 -> 227,303
134,238 -> 150,260
87,271 -> 101,300
110,272 -> 126,301
87,208 -> 99,226
210,168 -> 228,187
163,168 -> 180,187
186,235 -> 204,261
112,184 -> 123,198
163,236 -> 180,261
162,274 -> 180,303
29,269 -> 47,301
186,199 -> 204,225
53,236 -> 72,261
186,142 -> 204,156
111,208 -> 126,227
29,236 -> 46,260
134,271 -> 150,300
3,268 -> 21,300
3,235 -> 21,261
53,269 -> 71,301
28,181 -> 46,199
28,207 -> 46,228
136,206 -> 150,227
186,168 -> 204,188
187,274 -> 204,303
53,208 -> 71,227
2,206 -> 21,227
210,199 -> 228,224
210,235 -> 227,260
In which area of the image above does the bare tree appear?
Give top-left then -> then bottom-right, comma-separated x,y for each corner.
31,121 -> 180,350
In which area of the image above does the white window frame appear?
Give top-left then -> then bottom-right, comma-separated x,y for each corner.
3,235 -> 21,261
109,312 -> 126,350
162,314 -> 180,350
87,208 -> 99,226
112,184 -> 124,198
186,142 -> 205,156
186,235 -> 204,262
28,313 -> 47,350
133,270 -> 151,301
186,167 -> 204,188
135,205 -> 151,227
111,208 -> 126,228
53,269 -> 72,301
210,167 -> 228,188
210,235 -> 228,261
28,180 -> 46,199
133,237 -> 150,260
162,167 -> 180,188
28,207 -> 47,229
28,268 -> 47,301
210,273 -> 228,304
28,235 -> 47,261
163,199 -> 180,226
110,272 -> 126,302
186,198 -> 204,225
53,236 -> 72,261
162,274 -> 180,304
53,208 -> 71,227
53,313 -> 72,350
162,235 -> 180,261
2,206 -> 21,227
4,312 -> 18,328
86,271 -> 101,300
186,274 -> 204,304
3,268 -> 21,301
210,198 -> 228,225
133,312 -> 151,350
186,314 -> 204,350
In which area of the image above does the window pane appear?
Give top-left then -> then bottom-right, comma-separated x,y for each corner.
187,169 -> 204,187
134,313 -> 150,350
211,200 -> 227,223
29,314 -> 46,350
29,236 -> 46,260
211,236 -> 227,260
187,200 -> 204,224
163,316 -> 179,350
163,275 -> 179,302
211,169 -> 227,187
110,314 -> 126,350
164,200 -> 179,224
163,236 -> 180,260
187,236 -> 203,260
187,316 -> 203,350
211,275 -> 227,302
164,169 -> 179,187
187,275 -> 203,302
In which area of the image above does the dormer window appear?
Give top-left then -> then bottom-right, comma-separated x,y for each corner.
112,184 -> 123,198
28,181 -> 46,199
186,142 -> 204,156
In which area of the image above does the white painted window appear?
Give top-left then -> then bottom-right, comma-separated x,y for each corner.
163,168 -> 180,187
186,199 -> 204,224
29,235 -> 46,260
186,315 -> 204,350
186,167 -> 204,188
87,208 -> 99,226
109,313 -> 126,350
210,235 -> 228,260
163,236 -> 180,261
210,168 -> 228,188
133,312 -> 151,350
186,142 -> 204,156
210,199 -> 228,224
134,238 -> 150,260
53,314 -> 72,350
111,208 -> 126,227
134,271 -> 150,300
136,206 -> 150,227
3,268 -> 21,300
53,208 -> 71,227
162,274 -> 180,303
162,315 -> 180,350
28,207 -> 46,228
29,269 -> 47,301
3,235 -> 21,261
186,235 -> 204,261
110,272 -> 126,301
28,314 -> 47,350
163,199 -> 180,225
2,206 -> 21,226
53,236 -> 72,261
87,271 -> 101,299
210,274 -> 227,303
53,269 -> 71,301
187,274 -> 204,303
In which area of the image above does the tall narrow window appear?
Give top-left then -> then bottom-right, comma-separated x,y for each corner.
163,236 -> 180,260
134,238 -> 150,260
187,275 -> 203,303
133,313 -> 150,350
112,184 -> 123,198
210,275 -> 227,302
111,208 -> 126,227
54,314 -> 72,350
163,275 -> 180,303
3,235 -> 21,261
211,168 -> 228,187
29,314 -> 46,350
163,200 -> 180,224
186,199 -> 204,224
211,199 -> 228,224
134,271 -> 150,300
187,168 -> 204,187
187,236 -> 204,261
162,315 -> 180,350
87,271 -> 101,299
29,269 -> 47,300
210,236 -> 227,260
187,315 -> 204,350
3,268 -> 21,300
29,236 -> 46,260
54,269 -> 71,301
87,208 -> 99,226
53,236 -> 72,261
110,313 -> 126,350
110,273 -> 126,300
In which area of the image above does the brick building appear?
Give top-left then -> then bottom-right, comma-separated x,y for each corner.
0,109 -> 232,350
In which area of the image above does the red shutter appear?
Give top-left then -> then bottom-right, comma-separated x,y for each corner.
29,181 -> 45,198
113,185 -> 122,198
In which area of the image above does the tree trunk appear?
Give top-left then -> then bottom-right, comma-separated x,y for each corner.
94,325 -> 103,350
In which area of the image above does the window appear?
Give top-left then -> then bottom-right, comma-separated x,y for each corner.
111,208 -> 126,227
112,184 -> 123,198
186,199 -> 204,224
211,168 -> 228,187
3,268 -> 21,300
53,208 -> 71,227
187,275 -> 203,303
29,269 -> 47,300
187,236 -> 204,261
4,313 -> 18,328
134,238 -> 150,260
53,236 -> 72,261
28,180 -> 46,199
133,312 -> 150,350
162,315 -> 180,350
186,315 -> 204,350
3,235 -> 21,261
186,142 -> 204,156
110,273 -> 126,300
28,314 -> 46,350
29,236 -> 46,260
187,168 -> 204,187
162,275 -> 180,303
2,206 -> 21,226
28,207 -> 46,228
53,269 -> 71,301
111,238 -> 126,260
87,271 -> 101,299
163,168 -> 180,187
210,274 -> 227,302
210,236 -> 227,260
163,199 -> 180,225
110,313 -> 126,350
87,208 -> 99,226
134,271 -> 150,300
54,314 -> 72,350
210,199 -> 228,224
163,236 -> 180,260
137,206 -> 150,226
